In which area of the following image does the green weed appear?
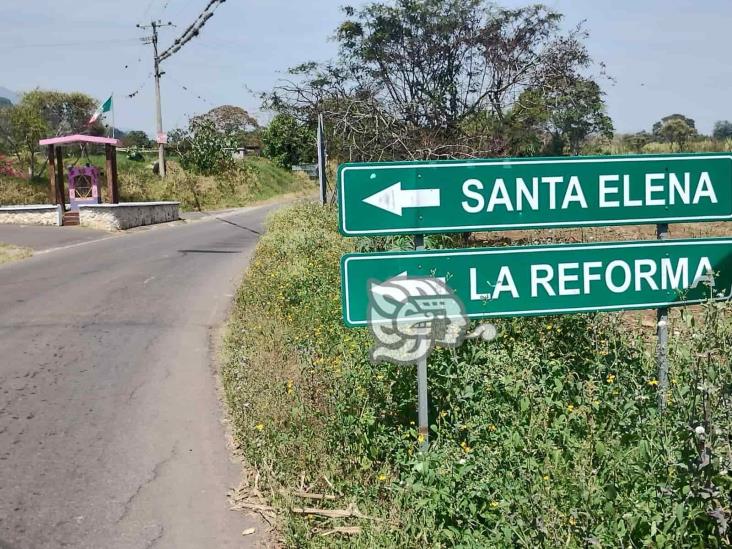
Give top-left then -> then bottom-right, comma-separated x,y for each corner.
223,203 -> 732,548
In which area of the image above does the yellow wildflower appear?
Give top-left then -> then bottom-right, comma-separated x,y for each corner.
490,501 -> 499,508
569,516 -> 577,526
417,433 -> 425,444
488,423 -> 497,432
567,404 -> 574,413
460,441 -> 472,453
606,374 -> 616,384
255,423 -> 264,431
543,475 -> 550,481
439,410 -> 448,418
647,379 -> 659,386
378,474 -> 387,482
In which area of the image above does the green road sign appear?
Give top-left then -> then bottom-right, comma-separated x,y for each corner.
338,153 -> 732,236
340,238 -> 732,327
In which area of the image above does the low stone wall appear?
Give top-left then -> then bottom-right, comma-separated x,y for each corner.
79,202 -> 180,231
0,205 -> 61,226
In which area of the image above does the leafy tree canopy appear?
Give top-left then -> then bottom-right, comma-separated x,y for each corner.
622,131 -> 651,153
712,120 -> 732,141
121,130 -> 152,149
193,105 -> 258,134
175,117 -> 237,175
0,89 -> 101,177
512,77 -> 613,155
192,105 -> 259,148
261,113 -> 315,169
652,113 -> 696,137
266,0 -> 608,161
655,117 -> 697,151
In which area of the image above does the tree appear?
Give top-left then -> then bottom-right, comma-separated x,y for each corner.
192,105 -> 259,149
176,117 -> 237,175
622,131 -> 651,153
0,97 -> 11,108
513,77 -> 613,155
652,113 -> 696,138
0,101 -> 47,177
194,105 -> 258,134
261,113 -> 315,168
122,130 -> 152,149
267,0 -> 604,161
0,90 -> 101,177
712,120 -> 732,141
657,118 -> 696,151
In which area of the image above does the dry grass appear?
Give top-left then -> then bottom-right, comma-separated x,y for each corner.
0,243 -> 32,265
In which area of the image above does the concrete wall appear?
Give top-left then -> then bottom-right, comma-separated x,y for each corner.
79,202 -> 180,231
0,205 -> 61,226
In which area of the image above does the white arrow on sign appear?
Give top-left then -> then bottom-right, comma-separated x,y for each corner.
362,182 -> 441,216
370,271 -> 447,302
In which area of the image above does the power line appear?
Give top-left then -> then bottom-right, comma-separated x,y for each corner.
125,73 -> 153,99
1,38 -> 140,50
158,0 -> 226,63
136,0 -> 228,178
167,74 -> 215,107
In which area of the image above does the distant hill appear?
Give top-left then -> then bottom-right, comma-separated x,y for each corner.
0,86 -> 18,104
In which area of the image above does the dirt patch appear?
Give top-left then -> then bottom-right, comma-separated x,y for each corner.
0,243 -> 32,265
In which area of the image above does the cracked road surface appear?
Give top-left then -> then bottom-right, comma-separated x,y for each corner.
0,205 -> 279,548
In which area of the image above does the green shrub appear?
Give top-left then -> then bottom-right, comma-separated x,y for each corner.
224,203 -> 731,547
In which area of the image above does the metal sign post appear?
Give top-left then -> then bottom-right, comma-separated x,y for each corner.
656,223 -> 670,409
414,234 -> 430,451
317,113 -> 328,205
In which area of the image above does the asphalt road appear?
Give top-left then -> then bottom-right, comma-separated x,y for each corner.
0,205 -> 280,548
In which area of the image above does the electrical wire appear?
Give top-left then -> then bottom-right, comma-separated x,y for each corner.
158,0 -> 226,63
166,74 -> 215,107
1,38 -> 141,50
126,73 -> 153,99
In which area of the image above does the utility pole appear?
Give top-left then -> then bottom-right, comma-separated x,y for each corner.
137,2 -> 226,178
138,20 -> 173,178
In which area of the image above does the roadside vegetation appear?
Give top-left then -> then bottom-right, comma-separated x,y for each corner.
223,203 -> 732,547
0,242 -> 31,265
0,93 -> 313,211
221,0 -> 732,547
0,154 -> 312,211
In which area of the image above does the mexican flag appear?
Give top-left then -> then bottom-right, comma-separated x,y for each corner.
88,95 -> 112,124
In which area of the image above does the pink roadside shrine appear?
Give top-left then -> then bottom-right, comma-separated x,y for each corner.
39,134 -> 120,223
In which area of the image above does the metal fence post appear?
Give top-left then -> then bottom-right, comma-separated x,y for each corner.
317,113 -> 327,205
414,234 -> 430,450
656,223 -> 670,409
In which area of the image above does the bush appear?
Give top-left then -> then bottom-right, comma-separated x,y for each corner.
223,203 -> 732,547
177,118 -> 237,175
261,113 -> 315,169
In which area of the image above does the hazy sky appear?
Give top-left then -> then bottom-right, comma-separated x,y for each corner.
1,0 -> 730,136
